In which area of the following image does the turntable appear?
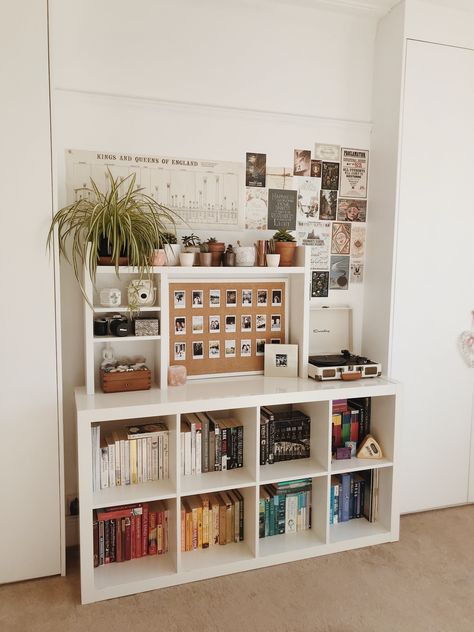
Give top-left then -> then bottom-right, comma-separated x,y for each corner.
307,306 -> 382,381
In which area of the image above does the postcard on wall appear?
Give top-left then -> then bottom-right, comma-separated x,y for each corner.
246,152 -> 266,188
331,222 -> 351,255
267,189 -> 297,230
311,271 -> 329,298
314,143 -> 340,162
337,198 -> 367,222
319,189 -> 338,221
266,167 -> 293,190
329,255 -> 350,290
340,148 -> 369,198
300,221 -> 331,270
311,160 -> 322,178
245,187 -> 268,230
350,262 -> 364,283
350,224 -> 366,259
293,149 -> 311,176
321,162 -> 340,191
295,176 -> 320,227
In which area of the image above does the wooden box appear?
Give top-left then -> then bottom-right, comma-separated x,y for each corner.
100,368 -> 151,393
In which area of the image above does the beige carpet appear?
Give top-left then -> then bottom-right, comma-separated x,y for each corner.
1,506 -> 473,632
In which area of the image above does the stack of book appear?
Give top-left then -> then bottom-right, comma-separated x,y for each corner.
331,397 -> 371,456
181,490 -> 244,550
259,479 -> 312,538
180,412 -> 243,475
260,407 -> 311,465
330,470 -> 379,525
93,501 -> 169,567
91,421 -> 169,492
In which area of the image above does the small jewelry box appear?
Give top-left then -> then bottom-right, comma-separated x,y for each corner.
134,318 -> 160,336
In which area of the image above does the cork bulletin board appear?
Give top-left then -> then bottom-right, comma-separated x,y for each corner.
169,281 -> 287,377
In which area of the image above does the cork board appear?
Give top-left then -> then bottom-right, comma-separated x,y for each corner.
169,281 -> 287,376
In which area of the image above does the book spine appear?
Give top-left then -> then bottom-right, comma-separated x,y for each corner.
333,482 -> 339,524
221,429 -> 227,471
135,513 -> 142,557
164,509 -> 169,554
124,517 -> 131,561
180,432 -> 185,476
353,478 -> 361,519
237,426 -> 243,467
192,508 -> 198,550
196,429 -> 202,475
267,491 -> 275,536
202,417 -> 209,473
124,439 -> 130,485
212,502 -> 219,546
142,505 -> 149,556
219,500 -> 226,544
349,475 -> 355,520
181,506 -> 185,552
209,430 -> 215,474
130,514 -> 136,559
276,493 -> 286,534
197,506 -> 203,549
341,412 -> 351,444
268,421 -> 275,464
157,511 -> 163,554
148,512 -> 157,555
190,423 -> 196,475
152,437 -> 159,481
93,517 -> 99,567
259,499 -> 265,538
329,484 -> 334,526
108,444 -> 115,488
104,520 -> 110,564
115,518 -> 123,562
100,447 -> 109,490
340,474 -> 351,522
202,498 -> 209,548
260,419 -> 267,465
214,425 -> 221,471
285,494 -> 298,533
110,519 -> 116,562
184,432 -> 191,476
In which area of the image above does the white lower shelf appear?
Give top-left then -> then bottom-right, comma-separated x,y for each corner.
93,479 -> 176,509
180,541 -> 254,572
180,468 -> 255,496
330,518 -> 390,544
259,529 -> 325,557
94,552 -> 176,590
331,457 -> 393,475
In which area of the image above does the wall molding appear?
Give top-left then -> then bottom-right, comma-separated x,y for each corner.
270,0 -> 397,16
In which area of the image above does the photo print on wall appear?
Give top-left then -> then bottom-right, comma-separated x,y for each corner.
337,198 -> 367,222
246,152 -> 266,187
293,149 -> 311,176
329,255 -> 350,290
319,190 -> 338,221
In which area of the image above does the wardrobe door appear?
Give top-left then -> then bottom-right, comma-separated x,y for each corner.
393,40 -> 474,512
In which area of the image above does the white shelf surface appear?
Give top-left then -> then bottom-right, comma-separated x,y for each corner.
92,479 -> 176,509
180,469 -> 256,497
330,457 -> 393,475
93,335 -> 161,343
259,529 -> 325,557
259,458 -> 327,485
180,541 -> 254,572
93,306 -> 160,313
94,552 -> 176,590
329,518 -> 390,544
95,265 -> 306,276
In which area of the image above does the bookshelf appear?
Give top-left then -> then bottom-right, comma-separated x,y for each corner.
76,375 -> 399,603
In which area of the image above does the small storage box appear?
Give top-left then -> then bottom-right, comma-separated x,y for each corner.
134,318 -> 160,336
100,367 -> 151,393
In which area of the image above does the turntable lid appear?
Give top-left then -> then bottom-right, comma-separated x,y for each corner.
309,306 -> 352,355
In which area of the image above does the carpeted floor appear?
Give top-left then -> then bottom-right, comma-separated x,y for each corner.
1,506 -> 473,632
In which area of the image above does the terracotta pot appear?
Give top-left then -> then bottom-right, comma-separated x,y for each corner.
199,252 -> 212,266
208,242 -> 225,266
274,242 -> 296,266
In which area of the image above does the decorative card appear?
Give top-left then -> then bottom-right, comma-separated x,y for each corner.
267,189 -> 297,230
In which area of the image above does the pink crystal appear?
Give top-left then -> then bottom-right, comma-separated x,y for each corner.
168,364 -> 187,386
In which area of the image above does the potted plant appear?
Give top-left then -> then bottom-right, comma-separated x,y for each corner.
207,237 -> 225,266
199,242 -> 212,266
265,239 -> 280,267
46,169 -> 180,298
272,229 -> 297,266
161,232 -> 181,266
182,233 -> 201,266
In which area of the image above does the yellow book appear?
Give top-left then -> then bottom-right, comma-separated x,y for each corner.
130,439 -> 138,484
200,495 -> 210,549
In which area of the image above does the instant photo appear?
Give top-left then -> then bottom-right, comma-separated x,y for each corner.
271,289 -> 282,306
241,315 -> 252,332
240,340 -> 252,357
242,289 -> 253,306
226,289 -> 237,307
192,341 -> 204,359
256,314 -> 266,331
209,289 -> 220,307
225,315 -> 236,333
174,290 -> 186,309
174,342 -> 186,361
192,290 -> 203,307
271,314 -> 282,331
256,339 -> 266,355
209,340 -> 220,358
192,315 -> 204,334
209,315 -> 220,333
225,340 -> 236,358
174,316 -> 186,335
257,289 -> 268,306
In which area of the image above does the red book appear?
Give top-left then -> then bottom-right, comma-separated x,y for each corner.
116,519 -> 123,562
157,511 -> 163,555
148,511 -> 157,555
104,520 -> 111,564
135,513 -> 142,557
124,517 -> 132,561
142,505 -> 149,557
93,516 -> 99,568
350,410 -> 359,442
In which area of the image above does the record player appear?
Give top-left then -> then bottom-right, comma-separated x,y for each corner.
308,306 -> 382,381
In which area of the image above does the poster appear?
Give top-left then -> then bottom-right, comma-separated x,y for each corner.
295,176 -> 320,227
266,167 -> 293,190
267,189 -> 297,230
337,198 -> 367,222
321,162 -> 340,190
245,188 -> 268,230
293,149 -> 311,176
329,255 -> 350,290
350,224 -> 366,259
340,148 -> 369,198
350,262 -> 364,283
246,152 -> 266,187
319,189 -> 338,220
331,222 -> 351,255
311,271 -> 329,298
299,221 -> 331,270
314,142 -> 340,162
310,160 -> 322,178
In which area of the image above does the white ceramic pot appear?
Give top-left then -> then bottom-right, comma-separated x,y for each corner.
266,253 -> 280,267
179,252 -> 195,266
164,244 -> 181,266
184,246 -> 200,266
235,246 -> 256,267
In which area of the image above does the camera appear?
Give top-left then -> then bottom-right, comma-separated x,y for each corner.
109,315 -> 129,337
128,280 -> 155,307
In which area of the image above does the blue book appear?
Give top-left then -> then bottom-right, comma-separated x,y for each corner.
329,485 -> 335,525
340,473 -> 351,522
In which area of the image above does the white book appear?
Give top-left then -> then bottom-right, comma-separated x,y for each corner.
190,423 -> 196,475
180,433 -> 185,476
105,437 -> 115,488
184,432 -> 191,476
152,436 -> 159,481
147,437 -> 152,481
158,434 -> 163,480
91,427 -> 97,492
163,432 -> 169,479
124,439 -> 130,485
196,431 -> 202,475
285,494 -> 298,533
95,427 -> 101,493
100,446 -> 109,489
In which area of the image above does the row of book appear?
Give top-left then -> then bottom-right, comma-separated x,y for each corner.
331,397 -> 371,454
93,502 -> 168,567
330,470 -> 379,525
260,407 -> 311,466
181,412 -> 243,475
181,490 -> 244,550
259,479 -> 312,538
92,422 -> 169,492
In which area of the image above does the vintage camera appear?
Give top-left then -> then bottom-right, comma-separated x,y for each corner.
109,315 -> 129,337
99,288 -> 121,308
128,280 -> 155,306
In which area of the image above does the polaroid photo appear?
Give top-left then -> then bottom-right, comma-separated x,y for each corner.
209,340 -> 220,359
225,340 -> 236,358
192,341 -> 204,359
209,315 -> 221,333
256,314 -> 266,331
271,289 -> 282,306
192,315 -> 204,334
240,339 -> 252,357
174,290 -> 186,309
257,289 -> 268,306
174,342 -> 186,361
242,288 -> 253,306
241,315 -> 252,332
256,339 -> 266,356
209,289 -> 220,307
174,316 -> 186,336
192,290 -> 203,307
225,315 -> 236,333
271,314 -> 282,332
226,289 -> 237,307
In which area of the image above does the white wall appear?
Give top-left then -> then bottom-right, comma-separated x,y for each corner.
49,0 -> 378,521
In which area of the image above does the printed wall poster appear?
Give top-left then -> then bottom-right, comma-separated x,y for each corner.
295,176 -> 320,227
319,189 -> 338,220
293,149 -> 311,176
329,255 -> 350,290
267,189 -> 297,230
337,198 -> 367,222
245,187 -> 268,230
311,271 -> 329,298
340,148 -> 369,198
350,262 -> 364,283
314,143 -> 340,162
246,152 -> 266,187
331,222 -> 351,255
350,224 -> 366,259
321,162 -> 340,191
266,167 -> 293,190
310,160 -> 322,178
301,221 -> 331,270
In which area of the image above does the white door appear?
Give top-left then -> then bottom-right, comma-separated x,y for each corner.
392,40 -> 474,512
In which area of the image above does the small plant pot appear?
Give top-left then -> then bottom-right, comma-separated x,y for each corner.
184,246 -> 200,266
266,253 -> 280,267
151,249 -> 167,266
208,242 -> 225,266
179,252 -> 195,267
164,244 -> 181,266
199,252 -> 212,266
235,246 -> 256,267
274,242 -> 296,266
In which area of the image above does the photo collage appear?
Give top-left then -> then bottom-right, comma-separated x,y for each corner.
169,283 -> 286,376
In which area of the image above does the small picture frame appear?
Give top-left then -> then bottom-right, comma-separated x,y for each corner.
242,288 -> 253,306
209,315 -> 220,333
174,290 -> 186,309
174,342 -> 186,361
225,315 -> 236,333
264,343 -> 298,377
174,316 -> 186,335
209,289 -> 220,307
192,290 -> 203,307
226,289 -> 237,307
192,315 -> 204,334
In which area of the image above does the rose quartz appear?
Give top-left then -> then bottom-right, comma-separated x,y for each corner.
168,364 -> 187,386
